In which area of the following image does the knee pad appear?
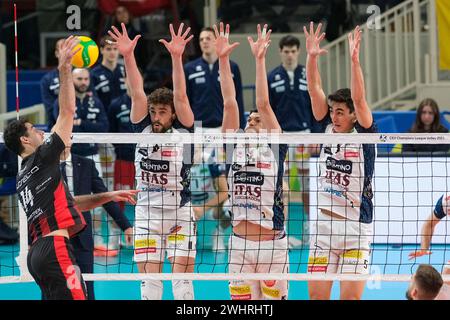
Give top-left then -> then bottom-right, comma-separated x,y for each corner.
141,280 -> 163,300
172,280 -> 194,300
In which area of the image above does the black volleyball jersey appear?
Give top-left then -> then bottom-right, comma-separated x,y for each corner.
17,132 -> 86,243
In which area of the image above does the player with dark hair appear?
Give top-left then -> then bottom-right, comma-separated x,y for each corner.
215,22 -> 289,300
304,23 -> 377,300
3,37 -> 138,300
108,23 -> 196,300
406,264 -> 443,300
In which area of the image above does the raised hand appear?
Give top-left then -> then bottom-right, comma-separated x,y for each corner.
247,24 -> 272,59
58,36 -> 80,70
108,22 -> 142,57
159,23 -> 194,58
213,22 -> 240,58
303,22 -> 327,57
348,25 -> 362,63
408,250 -> 432,260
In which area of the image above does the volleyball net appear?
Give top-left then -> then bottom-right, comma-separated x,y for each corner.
0,131 -> 449,285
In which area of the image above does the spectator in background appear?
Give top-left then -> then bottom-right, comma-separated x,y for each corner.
268,35 -> 316,247
91,35 -> 128,253
91,35 -> 127,110
54,68 -> 109,163
268,35 -> 315,133
91,35 -> 127,254
406,264 -> 443,300
40,39 -> 64,130
103,5 -> 146,71
52,67 -> 108,170
403,98 -> 450,153
185,27 -> 246,132
111,6 -> 140,39
107,78 -> 135,213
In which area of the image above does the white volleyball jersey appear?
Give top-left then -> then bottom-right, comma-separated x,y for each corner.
133,117 -> 191,208
226,143 -> 288,231
317,122 -> 377,223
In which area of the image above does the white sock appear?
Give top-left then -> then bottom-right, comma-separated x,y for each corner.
141,280 -> 163,300
172,280 -> 194,300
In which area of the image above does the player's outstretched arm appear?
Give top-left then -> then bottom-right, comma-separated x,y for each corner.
249,24 -> 281,133
53,36 -> 80,146
213,22 -> 240,133
349,25 -> 373,129
409,212 -> 441,259
108,23 -> 146,123
74,190 -> 139,211
303,22 -> 328,121
159,23 -> 195,128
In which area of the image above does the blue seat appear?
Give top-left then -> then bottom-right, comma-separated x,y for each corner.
373,116 -> 398,153
441,111 -> 450,130
373,111 -> 416,133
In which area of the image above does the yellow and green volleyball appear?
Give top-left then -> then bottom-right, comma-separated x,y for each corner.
71,36 -> 99,68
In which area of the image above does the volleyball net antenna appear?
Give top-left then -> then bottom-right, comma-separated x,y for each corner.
0,132 -> 449,284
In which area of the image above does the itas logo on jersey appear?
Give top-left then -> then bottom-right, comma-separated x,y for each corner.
326,157 -> 353,174
233,172 -> 265,185
140,159 -> 170,172
233,172 -> 264,199
324,171 -> 350,187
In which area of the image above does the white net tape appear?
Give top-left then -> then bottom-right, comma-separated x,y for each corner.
1,132 -> 449,285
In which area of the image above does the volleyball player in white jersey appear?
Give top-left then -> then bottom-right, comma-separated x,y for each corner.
214,23 -> 289,300
409,193 -> 450,296
304,23 -> 377,300
107,23 -> 196,300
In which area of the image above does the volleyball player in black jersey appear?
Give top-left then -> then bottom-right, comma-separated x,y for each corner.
3,36 -> 138,300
